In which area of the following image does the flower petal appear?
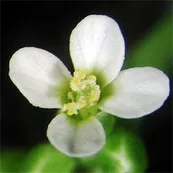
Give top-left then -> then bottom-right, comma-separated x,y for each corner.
70,15 -> 125,86
9,47 -> 71,108
47,113 -> 106,157
99,67 -> 169,118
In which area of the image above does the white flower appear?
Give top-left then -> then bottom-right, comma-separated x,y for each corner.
9,15 -> 169,157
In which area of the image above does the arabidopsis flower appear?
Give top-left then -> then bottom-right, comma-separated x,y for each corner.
9,15 -> 169,157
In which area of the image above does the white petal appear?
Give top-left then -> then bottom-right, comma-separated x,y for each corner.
100,67 -> 170,118
47,114 -> 105,157
70,15 -> 125,86
9,47 -> 71,108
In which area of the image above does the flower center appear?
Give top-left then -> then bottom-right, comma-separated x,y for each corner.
62,70 -> 101,116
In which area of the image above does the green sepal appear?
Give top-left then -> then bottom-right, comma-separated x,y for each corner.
96,111 -> 116,135
20,143 -> 76,173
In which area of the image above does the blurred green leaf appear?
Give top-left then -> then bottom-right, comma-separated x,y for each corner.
20,143 -> 76,173
106,128 -> 148,173
124,11 -> 172,74
78,128 -> 147,173
77,149 -> 116,173
0,149 -> 25,173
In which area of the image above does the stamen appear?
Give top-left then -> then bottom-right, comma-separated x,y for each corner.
62,70 -> 101,116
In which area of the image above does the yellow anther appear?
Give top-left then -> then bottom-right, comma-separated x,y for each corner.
70,78 -> 81,91
77,96 -> 87,109
86,75 -> 96,82
89,85 -> 100,103
74,70 -> 86,80
62,102 -> 78,115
